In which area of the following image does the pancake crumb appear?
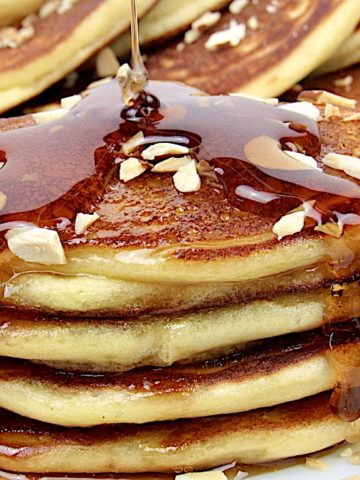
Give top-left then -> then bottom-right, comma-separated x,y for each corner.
176,472 -> 227,479
340,446 -> 354,457
305,457 -> 329,470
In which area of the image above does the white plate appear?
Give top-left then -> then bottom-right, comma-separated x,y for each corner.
242,445 -> 359,479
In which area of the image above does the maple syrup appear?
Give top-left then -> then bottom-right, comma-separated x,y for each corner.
0,81 -> 360,422
0,0 -> 359,456
323,319 -> 360,422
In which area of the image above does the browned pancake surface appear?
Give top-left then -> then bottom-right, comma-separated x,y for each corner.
0,392 -> 340,446
0,1 -> 106,74
146,1 -> 348,94
0,324 -> 358,391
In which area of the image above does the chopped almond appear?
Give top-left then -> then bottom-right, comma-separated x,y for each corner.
120,158 -> 149,182
229,0 -> 248,14
322,152 -> 360,180
75,212 -> 100,235
122,132 -> 145,155
334,75 -> 353,88
305,457 -> 329,471
173,160 -> 201,193
151,156 -> 192,173
343,112 -> 360,122
324,103 -> 340,120
5,227 -> 66,265
272,210 -> 306,240
142,143 -> 189,160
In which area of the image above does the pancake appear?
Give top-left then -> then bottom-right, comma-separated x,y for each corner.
111,0 -> 231,58
0,80 -> 360,316
315,24 -> 360,75
0,0 -> 157,113
0,324 -> 358,426
145,0 -> 360,97
0,281 -> 358,371
0,393 -> 357,473
0,0 -> 44,28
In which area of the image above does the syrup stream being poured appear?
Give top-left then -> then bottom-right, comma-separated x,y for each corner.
130,0 -> 148,88
119,0 -> 148,105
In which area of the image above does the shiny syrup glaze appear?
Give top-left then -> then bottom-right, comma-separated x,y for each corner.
0,78 -> 360,425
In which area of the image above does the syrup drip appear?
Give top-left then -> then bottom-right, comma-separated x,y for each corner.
130,0 -> 147,89
323,319 -> 360,422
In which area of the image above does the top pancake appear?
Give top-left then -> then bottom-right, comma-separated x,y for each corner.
0,79 -> 360,291
146,0 -> 360,97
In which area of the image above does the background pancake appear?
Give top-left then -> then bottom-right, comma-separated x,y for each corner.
146,0 -> 360,96
315,24 -> 360,75
0,0 -> 44,27
0,0 -> 157,113
111,0 -> 231,58
0,393 -> 357,472
0,282 -> 358,371
0,326 -> 357,426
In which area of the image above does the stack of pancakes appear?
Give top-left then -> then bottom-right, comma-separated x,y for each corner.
0,0 -> 359,478
0,73 -> 359,476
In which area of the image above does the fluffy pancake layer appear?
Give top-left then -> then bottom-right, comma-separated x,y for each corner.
146,0 -> 360,97
0,325 -> 358,426
0,281 -> 358,370
0,393 -> 357,473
